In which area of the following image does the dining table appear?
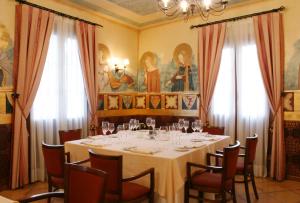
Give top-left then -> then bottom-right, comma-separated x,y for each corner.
64,130 -> 231,203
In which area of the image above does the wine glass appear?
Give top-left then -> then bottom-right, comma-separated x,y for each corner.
134,119 -> 139,130
183,120 -> 189,134
150,119 -> 156,131
191,121 -> 197,132
123,123 -> 129,131
102,121 -> 109,135
129,119 -> 135,131
117,125 -> 124,132
108,123 -> 115,134
178,119 -> 185,132
146,117 -> 152,129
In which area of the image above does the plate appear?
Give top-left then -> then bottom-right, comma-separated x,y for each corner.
190,139 -> 205,142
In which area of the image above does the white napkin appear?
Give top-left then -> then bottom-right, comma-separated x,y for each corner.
80,140 -> 109,147
124,146 -> 160,155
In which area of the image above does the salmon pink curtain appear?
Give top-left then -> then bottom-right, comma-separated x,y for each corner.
12,4 -> 54,188
75,21 -> 97,135
253,13 -> 285,180
198,23 -> 226,124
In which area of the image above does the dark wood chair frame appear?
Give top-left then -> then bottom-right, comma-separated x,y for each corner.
20,163 -> 107,203
76,149 -> 155,203
184,141 -> 240,203
217,134 -> 259,203
59,128 -> 82,144
42,142 -> 70,203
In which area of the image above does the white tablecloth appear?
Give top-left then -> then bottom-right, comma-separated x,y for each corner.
65,131 -> 231,203
0,196 -> 19,203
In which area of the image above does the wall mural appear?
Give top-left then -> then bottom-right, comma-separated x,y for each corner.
0,24 -> 13,88
0,23 -> 13,124
285,39 -> 300,90
138,43 -> 198,93
96,43 -> 136,92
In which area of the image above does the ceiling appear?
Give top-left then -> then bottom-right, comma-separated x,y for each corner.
68,0 -> 250,29
107,0 -> 159,16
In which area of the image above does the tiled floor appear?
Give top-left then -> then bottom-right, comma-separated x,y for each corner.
1,177 -> 300,203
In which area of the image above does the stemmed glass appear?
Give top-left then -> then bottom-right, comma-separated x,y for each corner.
146,117 -> 152,130
178,119 -> 185,132
150,119 -> 156,131
191,121 -> 197,132
108,123 -> 115,135
102,121 -> 109,135
183,120 -> 189,134
129,119 -> 135,131
134,119 -> 140,130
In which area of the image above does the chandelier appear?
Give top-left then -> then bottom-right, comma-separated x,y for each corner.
157,0 -> 229,21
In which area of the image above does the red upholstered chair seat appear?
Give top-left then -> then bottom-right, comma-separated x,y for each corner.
236,157 -> 254,175
191,172 -> 232,193
50,177 -> 64,188
106,182 -> 150,201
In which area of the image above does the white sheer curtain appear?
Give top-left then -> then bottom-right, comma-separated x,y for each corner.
209,18 -> 269,177
30,16 -> 88,182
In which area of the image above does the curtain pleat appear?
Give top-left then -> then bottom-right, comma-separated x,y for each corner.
12,4 -> 54,189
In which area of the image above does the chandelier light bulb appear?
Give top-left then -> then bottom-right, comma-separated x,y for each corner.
203,0 -> 212,10
162,0 -> 170,8
180,0 -> 189,13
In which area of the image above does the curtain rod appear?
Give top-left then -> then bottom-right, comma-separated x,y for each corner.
15,0 -> 103,27
190,6 -> 285,29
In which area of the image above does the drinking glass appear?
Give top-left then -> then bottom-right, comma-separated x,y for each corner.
123,123 -> 129,131
102,121 -> 109,135
150,119 -> 156,130
191,121 -> 197,132
134,119 -> 140,130
108,123 -> 115,134
129,119 -> 135,131
146,117 -> 152,129
117,125 -> 124,132
178,119 -> 185,132
173,123 -> 179,131
183,120 -> 189,134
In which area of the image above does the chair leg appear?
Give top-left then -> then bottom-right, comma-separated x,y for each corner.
198,191 -> 204,203
47,181 -> 52,203
250,171 -> 259,200
232,181 -> 237,203
221,191 -> 226,203
244,174 -> 251,203
184,181 -> 189,203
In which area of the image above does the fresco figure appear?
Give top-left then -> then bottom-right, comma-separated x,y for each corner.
97,44 -> 111,92
0,24 -> 13,87
140,51 -> 160,92
166,43 -> 194,91
97,44 -> 135,92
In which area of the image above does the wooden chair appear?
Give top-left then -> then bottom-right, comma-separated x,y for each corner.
235,134 -> 259,203
203,126 -> 225,135
20,163 -> 107,203
184,141 -> 240,203
59,129 -> 82,144
42,142 -> 70,202
88,149 -> 155,203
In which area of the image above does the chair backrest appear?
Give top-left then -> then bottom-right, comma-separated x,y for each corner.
222,141 -> 240,182
42,142 -> 65,179
203,126 -> 225,135
65,163 -> 107,203
59,129 -> 82,144
245,133 -> 258,165
89,150 -> 122,196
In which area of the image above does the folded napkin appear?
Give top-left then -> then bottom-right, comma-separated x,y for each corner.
178,143 -> 205,149
124,146 -> 160,155
80,140 -> 108,147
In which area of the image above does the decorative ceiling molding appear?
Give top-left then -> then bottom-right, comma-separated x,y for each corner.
62,0 -> 257,29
